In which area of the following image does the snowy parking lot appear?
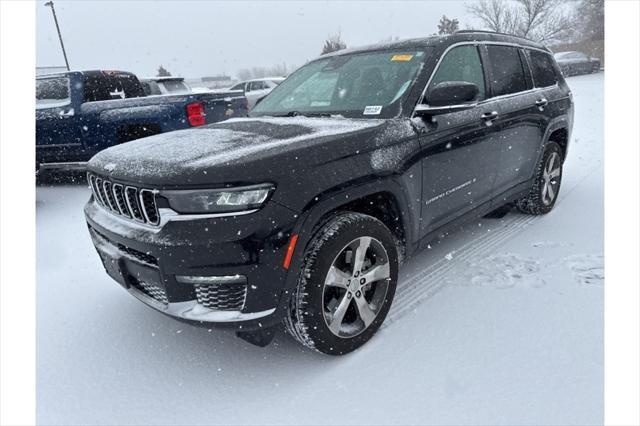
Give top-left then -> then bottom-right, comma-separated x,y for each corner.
37,73 -> 603,425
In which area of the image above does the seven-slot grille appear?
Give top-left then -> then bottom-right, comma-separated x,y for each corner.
195,283 -> 247,311
88,173 -> 159,225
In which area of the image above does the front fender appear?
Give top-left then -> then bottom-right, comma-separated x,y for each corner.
280,175 -> 419,292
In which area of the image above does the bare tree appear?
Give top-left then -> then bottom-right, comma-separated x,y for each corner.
466,0 -> 574,43
321,32 -> 347,55
157,65 -> 171,77
573,0 -> 604,41
437,15 -> 460,35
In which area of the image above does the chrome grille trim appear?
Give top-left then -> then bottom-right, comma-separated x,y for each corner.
87,173 -> 159,226
139,189 -> 159,225
95,177 -> 106,205
125,185 -> 145,222
89,175 -> 102,206
102,180 -> 118,212
112,184 -> 130,217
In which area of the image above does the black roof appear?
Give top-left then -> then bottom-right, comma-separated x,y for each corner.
321,31 -> 549,59
36,70 -> 137,79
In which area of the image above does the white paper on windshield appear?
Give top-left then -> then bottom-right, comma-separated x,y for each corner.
363,105 -> 382,115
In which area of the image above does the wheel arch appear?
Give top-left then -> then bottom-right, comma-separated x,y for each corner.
282,178 -> 416,290
542,117 -> 571,162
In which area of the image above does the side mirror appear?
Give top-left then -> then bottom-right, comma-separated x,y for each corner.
415,81 -> 479,117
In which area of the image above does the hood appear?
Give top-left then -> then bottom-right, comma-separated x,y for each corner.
88,116 -> 385,187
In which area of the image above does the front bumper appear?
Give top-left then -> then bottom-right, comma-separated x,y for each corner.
85,198 -> 299,330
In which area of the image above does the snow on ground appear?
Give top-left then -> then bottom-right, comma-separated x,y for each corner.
36,73 -> 603,426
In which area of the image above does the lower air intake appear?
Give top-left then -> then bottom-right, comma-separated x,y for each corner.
131,278 -> 169,305
195,283 -> 247,311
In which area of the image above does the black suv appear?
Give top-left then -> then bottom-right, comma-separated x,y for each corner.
85,31 -> 573,355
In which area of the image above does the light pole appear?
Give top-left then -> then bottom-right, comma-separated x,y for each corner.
44,1 -> 70,71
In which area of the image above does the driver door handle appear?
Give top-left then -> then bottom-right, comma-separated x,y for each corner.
58,108 -> 75,118
481,111 -> 499,124
535,98 -> 549,108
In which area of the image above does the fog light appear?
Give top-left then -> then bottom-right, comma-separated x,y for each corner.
175,274 -> 247,285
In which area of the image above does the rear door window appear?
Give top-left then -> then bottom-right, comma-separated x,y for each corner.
36,77 -> 70,108
249,81 -> 269,91
486,45 -> 528,97
429,45 -> 486,100
528,50 -> 559,88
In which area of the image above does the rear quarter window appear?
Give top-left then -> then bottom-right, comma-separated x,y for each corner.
486,45 -> 528,97
528,50 -> 559,88
83,73 -> 145,102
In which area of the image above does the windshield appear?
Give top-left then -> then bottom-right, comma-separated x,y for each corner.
36,77 -> 70,108
251,49 -> 428,118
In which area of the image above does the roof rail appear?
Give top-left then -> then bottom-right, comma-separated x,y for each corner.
454,29 -> 533,41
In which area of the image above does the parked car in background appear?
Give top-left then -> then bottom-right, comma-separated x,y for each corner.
84,31 -> 573,354
230,77 -> 285,109
140,76 -> 192,95
553,51 -> 601,76
36,70 -> 248,173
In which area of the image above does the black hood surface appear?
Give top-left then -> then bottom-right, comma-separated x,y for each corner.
89,116 -> 386,186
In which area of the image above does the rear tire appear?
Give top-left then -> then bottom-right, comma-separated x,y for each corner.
516,142 -> 563,215
284,212 -> 398,355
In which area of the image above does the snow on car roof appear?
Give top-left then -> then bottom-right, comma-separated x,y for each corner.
240,77 -> 286,83
319,32 -> 548,60
140,76 -> 185,82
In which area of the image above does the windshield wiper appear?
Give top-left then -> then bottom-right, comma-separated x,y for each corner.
274,111 -> 333,118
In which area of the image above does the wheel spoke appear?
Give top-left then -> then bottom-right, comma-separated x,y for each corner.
549,168 -> 560,179
354,295 -> 376,327
360,262 -> 390,284
546,154 -> 556,174
542,182 -> 549,204
547,182 -> 556,200
325,265 -> 350,288
328,293 -> 351,335
351,237 -> 371,275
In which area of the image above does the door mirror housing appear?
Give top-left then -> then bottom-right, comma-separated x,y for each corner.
415,81 -> 479,117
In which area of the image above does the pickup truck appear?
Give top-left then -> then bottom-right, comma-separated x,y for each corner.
36,70 -> 248,173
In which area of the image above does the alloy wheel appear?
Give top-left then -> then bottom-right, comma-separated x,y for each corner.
322,236 -> 391,338
541,151 -> 561,206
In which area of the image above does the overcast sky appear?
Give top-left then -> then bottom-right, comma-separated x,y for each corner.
37,0 -> 472,78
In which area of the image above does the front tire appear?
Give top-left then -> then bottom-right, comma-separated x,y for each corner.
516,142 -> 563,215
284,212 -> 398,355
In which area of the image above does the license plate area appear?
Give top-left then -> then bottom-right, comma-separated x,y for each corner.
90,228 -> 163,291
91,233 -> 129,288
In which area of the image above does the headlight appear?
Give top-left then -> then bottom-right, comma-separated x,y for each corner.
162,184 -> 274,214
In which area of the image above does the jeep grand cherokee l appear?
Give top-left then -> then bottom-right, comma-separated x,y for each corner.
85,31 -> 573,355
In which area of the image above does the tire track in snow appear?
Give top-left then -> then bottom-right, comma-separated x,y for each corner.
385,214 -> 540,325
384,163 -> 602,326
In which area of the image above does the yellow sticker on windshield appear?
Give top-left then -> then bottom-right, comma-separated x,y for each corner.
391,54 -> 414,62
